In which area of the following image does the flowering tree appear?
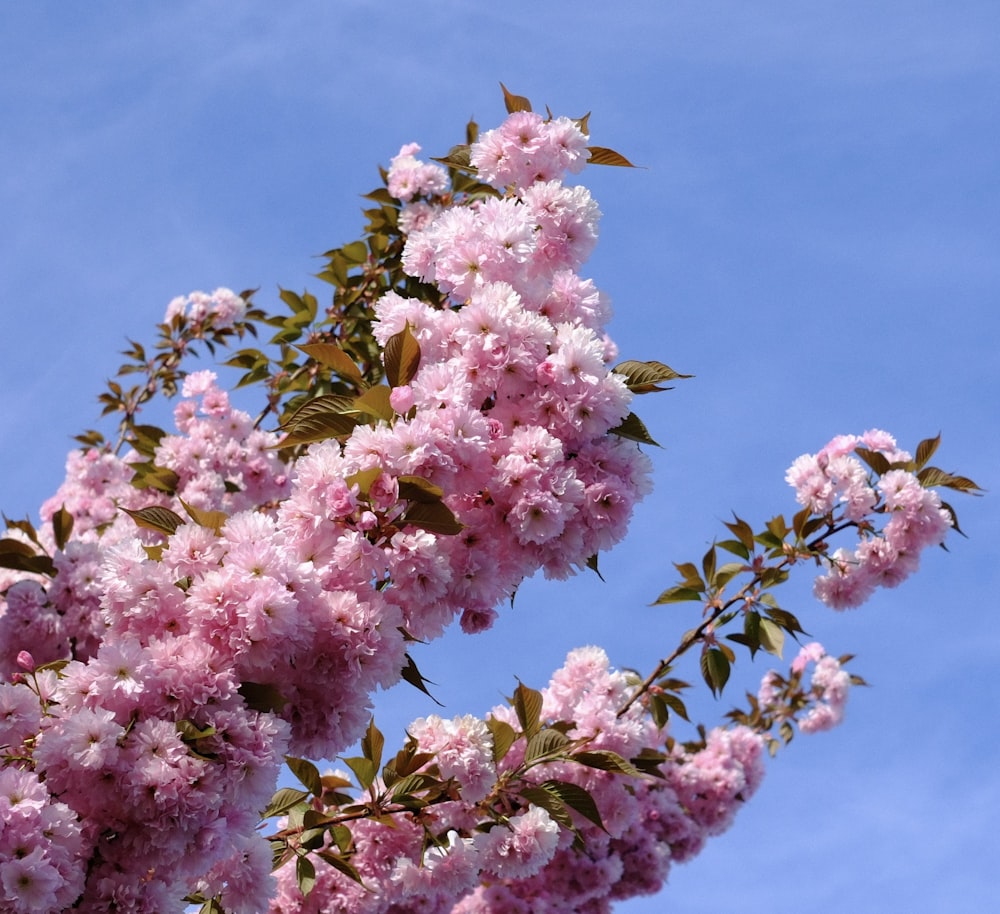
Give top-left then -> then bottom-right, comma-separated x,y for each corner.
0,87 -> 981,914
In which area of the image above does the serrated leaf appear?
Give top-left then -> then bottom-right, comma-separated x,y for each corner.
397,476 -> 445,503
286,757 -> 323,796
914,433 -> 941,470
361,718 -> 384,770
352,385 -> 394,422
524,728 -> 570,765
121,505 -> 185,537
179,500 -> 227,535
239,681 -> 287,713
500,82 -> 532,114
316,849 -> 365,886
612,359 -> 691,393
572,749 -> 641,777
584,553 -> 605,581
398,500 -> 463,535
400,653 -> 443,705
701,648 -> 731,696
389,772 -> 441,799
430,144 -> 473,172
587,146 -> 637,167
652,585 -> 704,605
701,545 -> 717,586
855,447 -> 891,476
341,241 -> 369,264
128,461 -> 179,494
513,681 -> 544,738
712,561 -> 744,589
917,467 -> 983,493
342,756 -> 377,791
608,412 -> 660,447
297,855 -> 316,897
486,717 -> 517,763
518,786 -> 574,829
384,325 -> 421,389
263,787 -> 310,818
539,779 -> 606,831
717,539 -> 750,560
278,410 -> 359,448
298,343 -> 365,387
724,515 -> 756,551
759,618 -> 785,658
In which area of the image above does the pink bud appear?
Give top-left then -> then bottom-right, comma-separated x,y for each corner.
16,651 -> 35,672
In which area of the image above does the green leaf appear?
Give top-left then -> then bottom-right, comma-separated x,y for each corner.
384,325 -> 421,388
712,562 -> 744,589
724,515 -> 756,551
239,681 -> 287,713
524,728 -> 571,765
400,653 -> 443,705
916,433 -> 941,470
608,412 -> 660,447
759,618 -> 785,658
717,538 -> 750,560
587,146 -> 637,167
701,545 -> 717,587
572,749 -> 641,777
278,409 -> 359,448
701,648 -> 731,696
298,343 -> 365,387
652,584 -> 704,605
398,500 -> 464,536
486,717 -> 517,764
917,467 -> 983,493
584,553 -> 605,581
179,500 -> 227,535
397,476 -> 445,503
539,779 -> 606,831
0,537 -> 55,576
128,461 -> 180,494
513,681 -> 544,738
352,385 -> 394,422
854,447 -> 891,476
262,787 -> 310,819
315,849 -> 365,886
297,855 -> 316,897
342,756 -> 377,791
361,718 -> 384,771
388,772 -> 441,800
500,82 -> 532,114
121,505 -> 185,537
286,757 -> 323,797
518,786 -> 574,830
341,241 -> 369,264
612,359 -> 691,393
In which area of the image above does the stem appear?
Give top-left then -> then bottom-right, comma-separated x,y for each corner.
616,517 -> 857,717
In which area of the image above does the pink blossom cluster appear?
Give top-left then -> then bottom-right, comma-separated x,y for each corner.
786,430 -> 953,609
0,373 -> 291,678
1,645 -> 287,914
0,111 -> 656,910
163,287 -> 248,328
268,646 -> 767,914
469,112 -> 590,190
758,641 -> 852,734
386,143 -> 450,203
0,765 -> 84,913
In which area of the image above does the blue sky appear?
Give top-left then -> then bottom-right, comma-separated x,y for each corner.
1,3 -> 998,911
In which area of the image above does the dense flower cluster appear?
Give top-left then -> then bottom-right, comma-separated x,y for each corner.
0,104 -> 965,914
786,430 -> 952,609
0,111 -> 657,911
269,647 -> 766,914
758,641 -> 852,734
